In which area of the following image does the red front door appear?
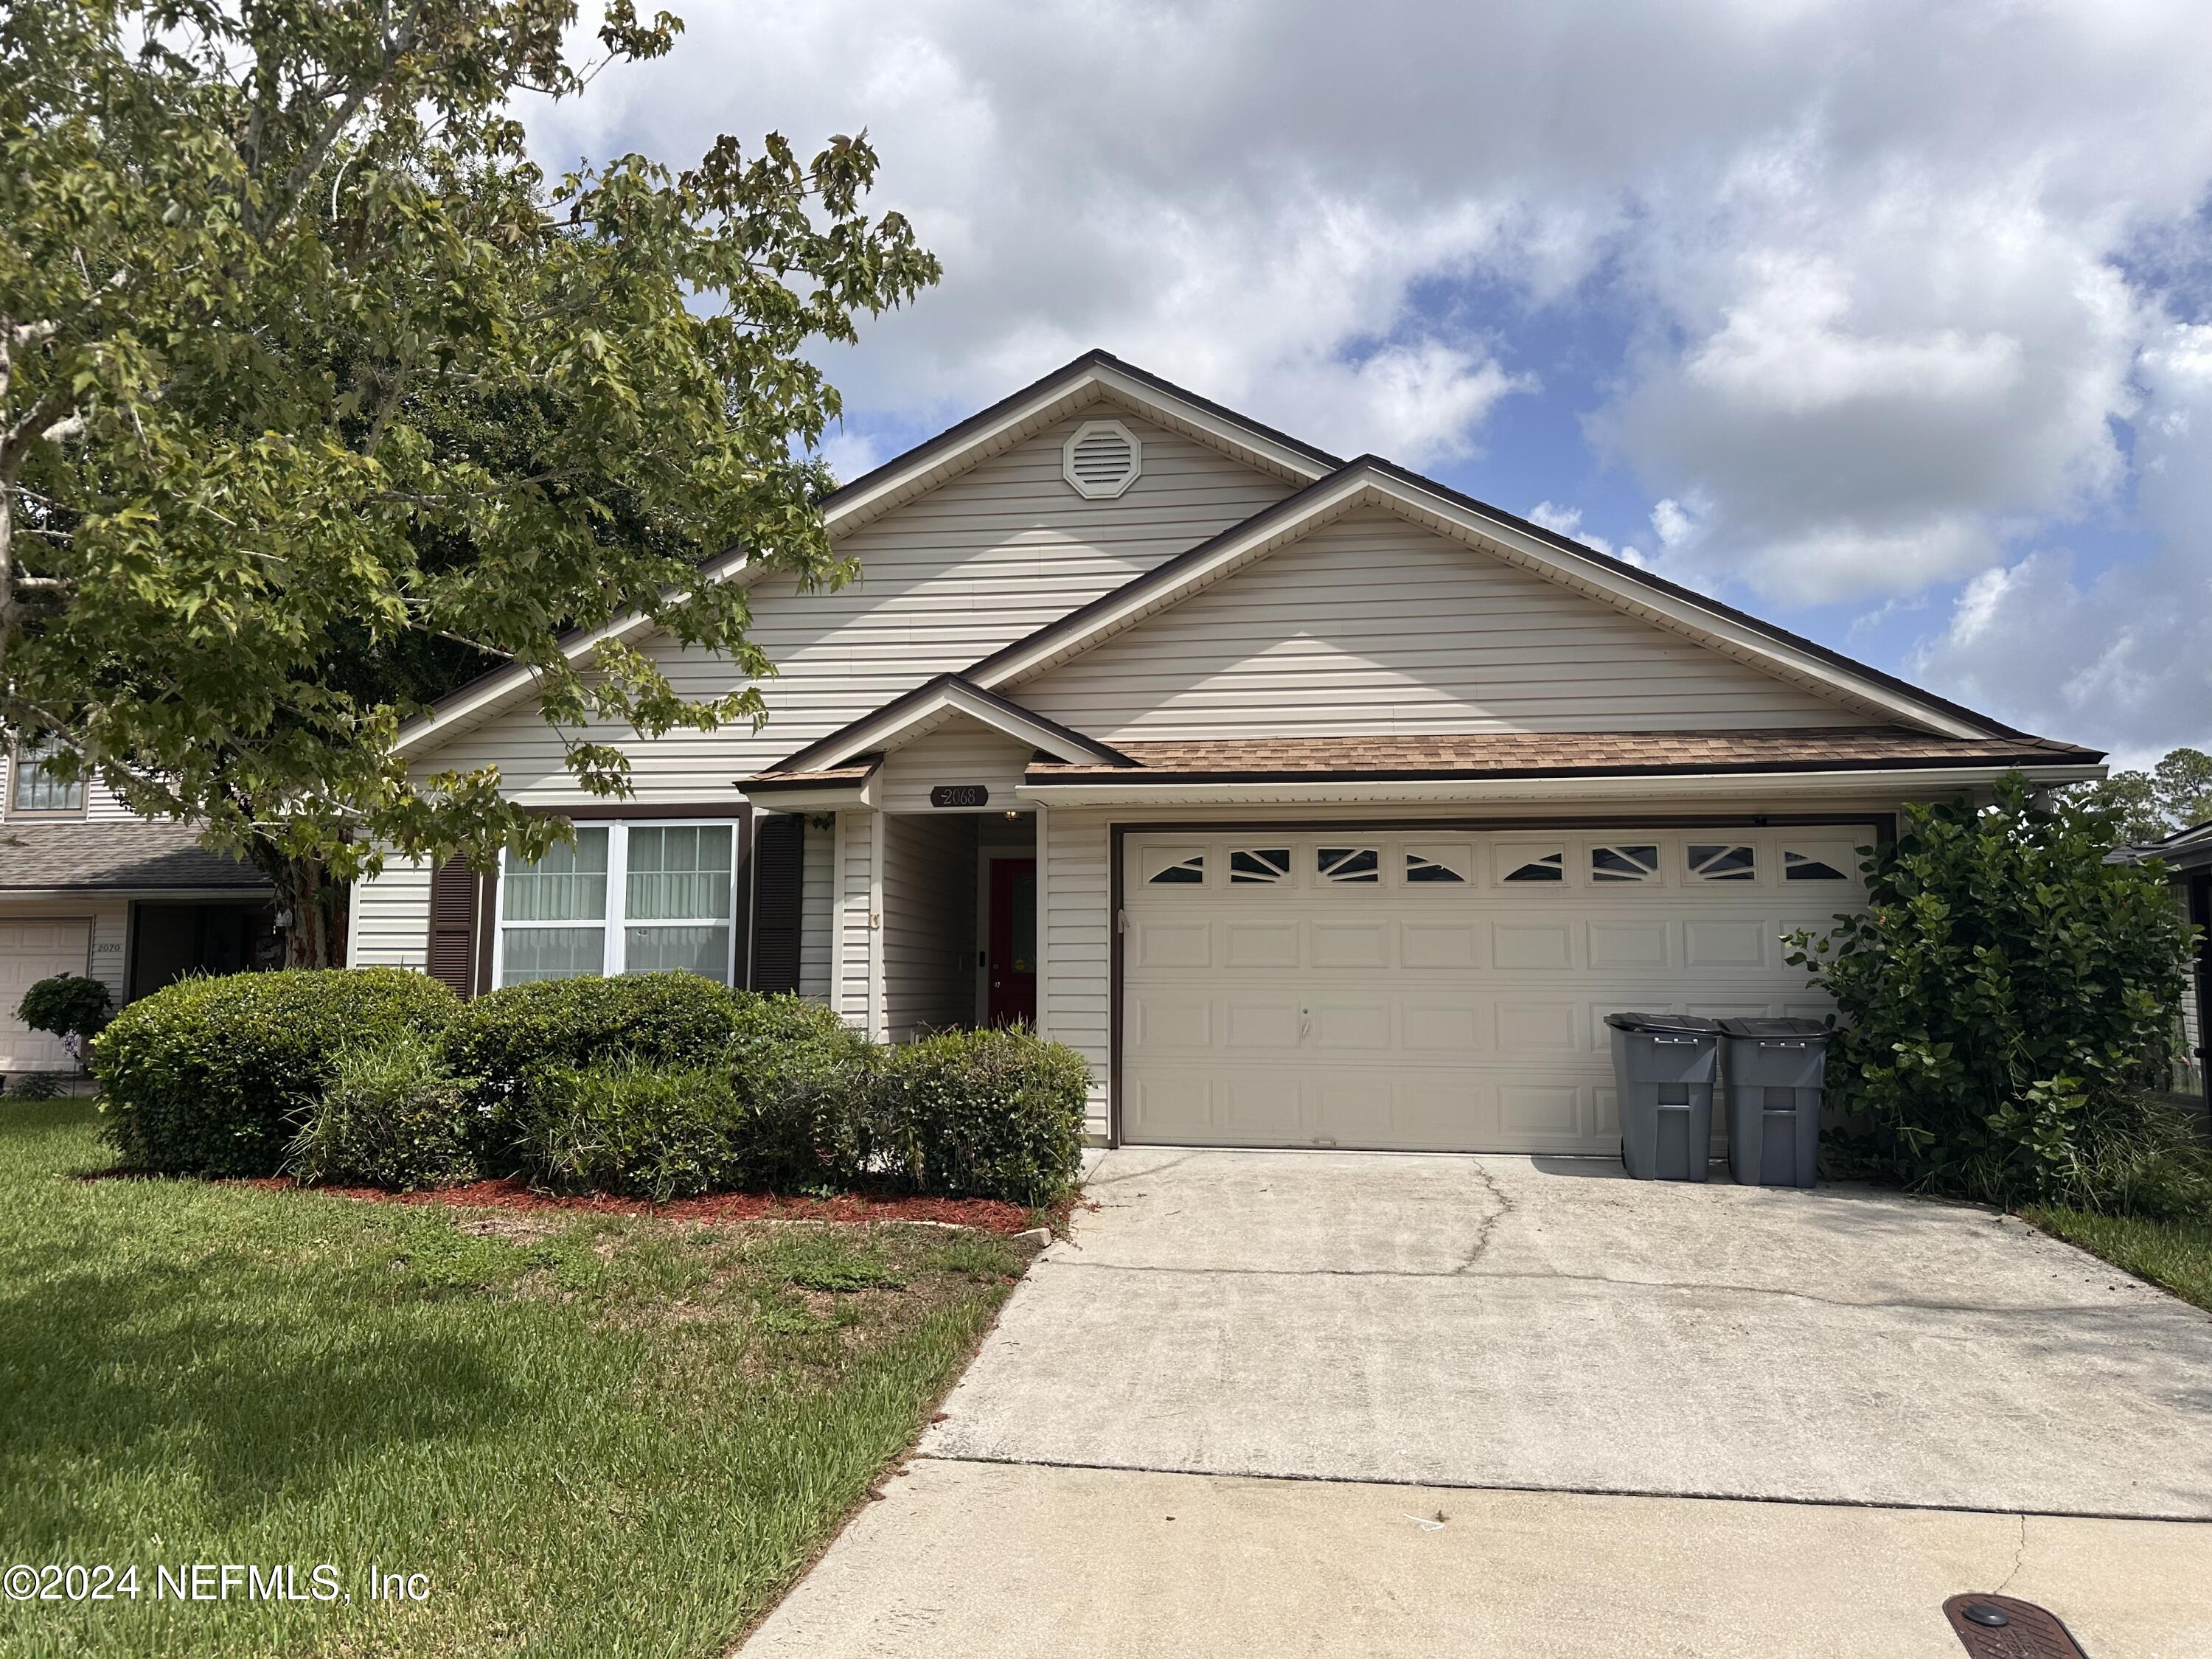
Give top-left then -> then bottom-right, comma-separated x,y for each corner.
987,858 -> 1037,1027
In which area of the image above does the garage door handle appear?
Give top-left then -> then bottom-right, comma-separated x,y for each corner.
1299,1006 -> 1311,1042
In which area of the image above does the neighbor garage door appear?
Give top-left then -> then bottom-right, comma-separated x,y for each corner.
0,917 -> 93,1071
1119,828 -> 1864,1154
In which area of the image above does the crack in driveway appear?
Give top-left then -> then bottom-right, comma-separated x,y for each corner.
1032,1256 -> 2147,1319
1451,1160 -> 1514,1274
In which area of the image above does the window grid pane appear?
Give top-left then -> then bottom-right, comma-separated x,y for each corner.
627,824 -> 733,920
625,924 -> 732,978
500,926 -> 607,985
504,829 -> 610,921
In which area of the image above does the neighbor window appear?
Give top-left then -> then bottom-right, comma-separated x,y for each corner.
497,821 -> 738,987
10,735 -> 85,815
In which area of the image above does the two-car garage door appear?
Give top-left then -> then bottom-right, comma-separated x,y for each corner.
1119,828 -> 1864,1155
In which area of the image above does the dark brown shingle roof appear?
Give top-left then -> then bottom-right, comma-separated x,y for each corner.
0,821 -> 268,892
1022,728 -> 2102,784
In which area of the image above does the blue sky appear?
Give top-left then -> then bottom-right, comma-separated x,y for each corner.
530,0 -> 2212,768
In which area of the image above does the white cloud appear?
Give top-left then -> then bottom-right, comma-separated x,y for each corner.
1528,500 -> 1646,568
529,1 -> 2212,737
1913,323 -> 2212,754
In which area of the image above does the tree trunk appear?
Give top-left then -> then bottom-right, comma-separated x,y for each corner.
249,841 -> 346,968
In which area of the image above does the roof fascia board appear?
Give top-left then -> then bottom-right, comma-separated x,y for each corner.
1014,762 -> 2104,810
768,676 -> 1130,774
972,465 -> 1995,740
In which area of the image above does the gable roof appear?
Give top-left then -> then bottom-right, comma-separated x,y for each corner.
396,352 -> 1340,758
957,457 -> 2025,742
754,673 -> 1133,779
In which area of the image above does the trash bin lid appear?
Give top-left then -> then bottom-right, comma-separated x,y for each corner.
1603,1012 -> 1725,1037
1717,1016 -> 1831,1041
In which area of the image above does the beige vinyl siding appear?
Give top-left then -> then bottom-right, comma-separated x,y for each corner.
1042,807 -> 1112,1137
419,411 -> 1296,804
348,858 -> 434,970
879,721 -> 1036,813
835,810 -> 875,1032
1017,507 -> 1876,740
800,815 -> 832,1001
881,814 -> 975,1040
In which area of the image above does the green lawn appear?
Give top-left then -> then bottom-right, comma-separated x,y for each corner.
0,1098 -> 1026,1657
2024,1206 -> 2212,1314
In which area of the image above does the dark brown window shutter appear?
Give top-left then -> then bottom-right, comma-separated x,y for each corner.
750,814 -> 803,994
428,859 -> 484,998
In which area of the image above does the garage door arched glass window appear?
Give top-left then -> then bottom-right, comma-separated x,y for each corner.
1689,844 -> 1757,881
1501,850 -> 1565,883
1317,847 -> 1380,883
1229,849 -> 1290,884
1592,845 -> 1660,883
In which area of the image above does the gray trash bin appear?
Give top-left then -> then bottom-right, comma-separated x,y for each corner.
1604,1012 -> 1723,1182
1717,1018 -> 1831,1188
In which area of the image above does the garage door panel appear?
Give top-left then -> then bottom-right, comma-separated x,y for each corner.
1225,1000 -> 1300,1048
1403,1003 -> 1484,1054
1401,921 -> 1478,968
1133,919 -> 1211,969
1493,921 -> 1573,970
1311,1001 -> 1391,1049
1121,830 -> 1852,1155
1222,921 -> 1300,967
1588,919 -> 1670,970
1311,922 -> 1388,968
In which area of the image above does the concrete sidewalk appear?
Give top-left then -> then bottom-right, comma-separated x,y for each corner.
741,1459 -> 2212,1659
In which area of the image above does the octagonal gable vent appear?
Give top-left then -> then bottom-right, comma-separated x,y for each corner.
1062,418 -> 1141,499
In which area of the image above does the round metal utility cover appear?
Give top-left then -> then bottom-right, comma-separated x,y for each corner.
1941,1593 -> 2089,1657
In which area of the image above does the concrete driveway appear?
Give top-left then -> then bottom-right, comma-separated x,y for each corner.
743,1149 -> 2212,1656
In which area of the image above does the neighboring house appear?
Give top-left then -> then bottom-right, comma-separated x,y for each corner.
356,351 -> 2104,1152
2119,818 -> 2212,1108
0,738 -> 274,1072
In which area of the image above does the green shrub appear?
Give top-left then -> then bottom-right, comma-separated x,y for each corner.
726,995 -> 877,1190
874,1026 -> 1088,1206
1787,776 -> 2197,1211
93,968 -> 460,1177
442,972 -> 749,1110
510,1060 -> 743,1202
286,1030 -> 479,1191
15,973 -> 112,1062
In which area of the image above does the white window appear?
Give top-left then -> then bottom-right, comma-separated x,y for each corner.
1404,848 -> 1469,884
1147,852 -> 1206,885
496,821 -> 737,987
1784,849 -> 1851,883
10,735 -> 86,816
1591,844 -> 1660,883
1317,846 -> 1380,884
1228,848 -> 1290,884
1500,849 -> 1565,883
1688,844 -> 1756,881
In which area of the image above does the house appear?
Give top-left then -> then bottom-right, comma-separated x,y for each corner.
0,740 -> 276,1072
355,352 -> 2104,1152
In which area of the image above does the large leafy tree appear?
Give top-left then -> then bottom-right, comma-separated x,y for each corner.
0,0 -> 938,963
2072,746 -> 2212,845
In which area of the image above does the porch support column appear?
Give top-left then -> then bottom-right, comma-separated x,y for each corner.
867,808 -> 886,1041
1033,801 -> 1050,1041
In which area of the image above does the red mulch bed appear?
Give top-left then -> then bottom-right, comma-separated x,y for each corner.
230,1174 -> 1036,1234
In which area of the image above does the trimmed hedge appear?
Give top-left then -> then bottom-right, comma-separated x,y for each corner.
94,969 -> 460,1177
874,1027 -> 1089,1206
286,1031 -> 479,1192
511,1060 -> 744,1203
442,972 -> 751,1107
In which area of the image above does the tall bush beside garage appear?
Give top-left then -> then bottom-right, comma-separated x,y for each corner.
93,969 -> 460,1177
1787,776 -> 2197,1210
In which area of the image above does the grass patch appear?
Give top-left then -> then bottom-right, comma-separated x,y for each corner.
2023,1203 -> 2212,1314
0,1099 -> 1026,1657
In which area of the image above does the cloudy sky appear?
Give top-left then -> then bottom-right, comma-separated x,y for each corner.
529,0 -> 2212,765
